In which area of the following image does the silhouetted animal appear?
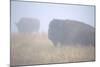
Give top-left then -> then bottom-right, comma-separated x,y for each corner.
16,17 -> 40,33
48,19 -> 95,47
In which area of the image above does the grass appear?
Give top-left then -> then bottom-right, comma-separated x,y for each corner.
10,33 -> 95,66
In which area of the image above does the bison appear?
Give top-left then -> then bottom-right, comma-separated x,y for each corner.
16,17 -> 40,33
48,19 -> 95,47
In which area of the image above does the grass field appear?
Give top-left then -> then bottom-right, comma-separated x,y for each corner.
10,33 -> 95,66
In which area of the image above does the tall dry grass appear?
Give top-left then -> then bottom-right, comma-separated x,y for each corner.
10,33 -> 95,66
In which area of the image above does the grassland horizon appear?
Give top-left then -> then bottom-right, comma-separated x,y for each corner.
10,32 -> 95,66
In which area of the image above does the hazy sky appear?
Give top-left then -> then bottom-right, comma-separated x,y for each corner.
11,1 -> 95,32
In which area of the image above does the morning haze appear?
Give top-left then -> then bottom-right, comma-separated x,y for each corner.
11,1 -> 95,33
11,1 -> 95,66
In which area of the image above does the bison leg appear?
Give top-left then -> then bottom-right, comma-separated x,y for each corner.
53,42 -> 58,47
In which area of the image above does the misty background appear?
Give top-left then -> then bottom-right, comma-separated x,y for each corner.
11,1 -> 95,33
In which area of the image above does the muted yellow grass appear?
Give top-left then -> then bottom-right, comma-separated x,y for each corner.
11,33 -> 95,66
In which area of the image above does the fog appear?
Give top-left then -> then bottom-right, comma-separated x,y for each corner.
11,1 -> 95,33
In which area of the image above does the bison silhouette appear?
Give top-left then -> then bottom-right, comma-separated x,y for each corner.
16,17 -> 40,33
48,19 -> 95,47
